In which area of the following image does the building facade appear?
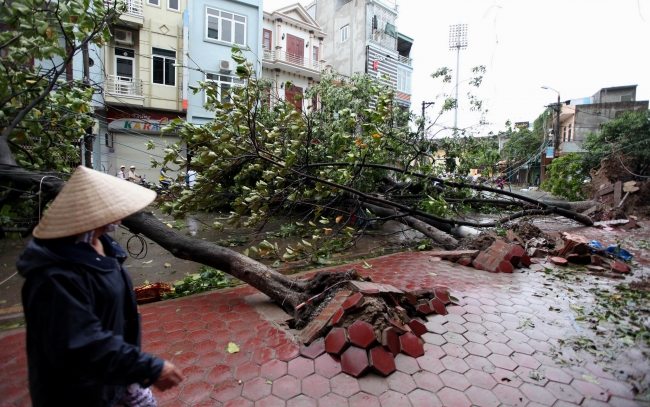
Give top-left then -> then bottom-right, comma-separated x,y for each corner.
306,0 -> 414,108
185,0 -> 263,125
100,0 -> 187,178
262,4 -> 326,110
558,85 -> 648,154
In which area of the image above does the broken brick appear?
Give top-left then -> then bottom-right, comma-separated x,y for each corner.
520,254 -> 532,267
381,328 -> 400,356
408,319 -> 427,338
457,257 -> 473,266
342,292 -> 365,313
329,308 -> 344,327
591,255 -> 601,265
429,298 -> 448,315
388,319 -> 410,334
415,302 -> 433,316
298,290 -> 351,344
472,240 -> 524,273
433,287 -> 451,304
427,249 -> 479,261
611,261 -> 631,273
550,257 -> 568,266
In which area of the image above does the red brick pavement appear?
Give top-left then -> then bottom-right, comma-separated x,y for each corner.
0,250 -> 648,406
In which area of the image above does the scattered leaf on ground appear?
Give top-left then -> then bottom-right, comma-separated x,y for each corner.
227,342 -> 240,353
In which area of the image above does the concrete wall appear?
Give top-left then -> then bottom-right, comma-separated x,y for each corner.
185,0 -> 262,125
573,101 -> 649,147
593,86 -> 637,104
313,0 -> 367,77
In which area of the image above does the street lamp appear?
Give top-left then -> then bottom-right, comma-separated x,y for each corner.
449,24 -> 468,130
541,86 -> 561,154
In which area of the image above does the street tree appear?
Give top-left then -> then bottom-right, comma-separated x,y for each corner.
1,19 -> 593,328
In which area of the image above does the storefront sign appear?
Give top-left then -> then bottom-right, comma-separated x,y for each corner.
546,147 -> 554,158
107,109 -> 184,134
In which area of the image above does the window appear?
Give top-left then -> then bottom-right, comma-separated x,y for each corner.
168,0 -> 179,11
206,8 -> 246,45
263,29 -> 272,51
568,124 -> 572,141
205,73 -> 244,104
563,126 -> 567,142
340,25 -> 349,43
147,0 -> 159,6
152,48 -> 175,86
285,86 -> 303,111
397,67 -> 411,94
312,46 -> 319,62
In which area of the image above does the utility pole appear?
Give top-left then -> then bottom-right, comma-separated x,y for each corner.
420,101 -> 435,140
449,24 -> 468,130
554,93 -> 561,154
82,42 -> 93,169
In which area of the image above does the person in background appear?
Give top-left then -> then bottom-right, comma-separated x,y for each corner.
128,166 -> 142,183
117,165 -> 127,179
158,168 -> 171,189
17,166 -> 183,407
187,167 -> 197,188
534,174 -> 540,186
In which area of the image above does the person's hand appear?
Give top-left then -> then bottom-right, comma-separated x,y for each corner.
153,361 -> 184,391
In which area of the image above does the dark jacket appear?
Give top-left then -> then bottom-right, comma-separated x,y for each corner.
17,234 -> 164,407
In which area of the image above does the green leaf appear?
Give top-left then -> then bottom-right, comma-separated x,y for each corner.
227,342 -> 240,353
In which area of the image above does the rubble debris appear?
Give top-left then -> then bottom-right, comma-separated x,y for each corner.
557,233 -> 590,256
426,249 -> 479,261
134,282 -> 174,304
611,261 -> 631,273
299,283 -> 457,378
605,245 -> 633,261
472,240 -> 524,273
457,231 -> 500,251
550,257 -> 569,265
506,229 -> 525,246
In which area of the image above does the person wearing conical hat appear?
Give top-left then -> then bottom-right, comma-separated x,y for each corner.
17,166 -> 183,407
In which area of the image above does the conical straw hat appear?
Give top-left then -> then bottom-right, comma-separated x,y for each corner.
33,166 -> 157,239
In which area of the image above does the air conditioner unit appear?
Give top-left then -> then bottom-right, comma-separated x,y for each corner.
115,29 -> 133,45
219,60 -> 233,73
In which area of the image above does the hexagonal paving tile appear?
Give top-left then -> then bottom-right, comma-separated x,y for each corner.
349,392 -> 381,407
271,374 -> 301,400
399,332 -> 424,358
378,390 -> 412,407
386,371 -> 417,394
330,372 -> 361,397
340,345 -> 370,378
465,385 -> 501,407
314,353 -> 342,378
439,370 -> 471,391
260,360 -> 288,381
368,345 -> 396,376
348,320 -> 377,349
300,338 -> 325,359
241,376 -> 272,401
381,327 -> 401,356
358,373 -> 389,396
301,374 -> 330,399
325,327 -> 350,356
437,387 -> 472,407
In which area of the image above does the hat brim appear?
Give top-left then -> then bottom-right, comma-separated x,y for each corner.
33,166 -> 157,239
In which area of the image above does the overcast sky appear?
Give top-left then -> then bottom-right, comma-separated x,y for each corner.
264,0 -> 650,135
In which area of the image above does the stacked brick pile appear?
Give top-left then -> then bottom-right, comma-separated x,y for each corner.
298,283 -> 455,378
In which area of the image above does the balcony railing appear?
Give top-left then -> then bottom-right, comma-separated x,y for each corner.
263,50 -> 324,72
398,55 -> 412,66
105,75 -> 143,97
106,0 -> 144,18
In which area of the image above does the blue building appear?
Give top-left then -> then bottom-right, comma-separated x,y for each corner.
185,0 -> 263,126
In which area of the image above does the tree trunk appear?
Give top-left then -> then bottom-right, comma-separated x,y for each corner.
361,202 -> 458,248
122,211 -> 359,325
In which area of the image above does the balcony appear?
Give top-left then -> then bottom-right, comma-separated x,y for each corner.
263,50 -> 324,79
398,55 -> 412,66
104,75 -> 144,106
106,0 -> 144,25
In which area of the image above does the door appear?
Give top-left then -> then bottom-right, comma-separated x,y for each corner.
285,86 -> 303,111
285,34 -> 304,65
263,29 -> 272,52
115,48 -> 135,95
